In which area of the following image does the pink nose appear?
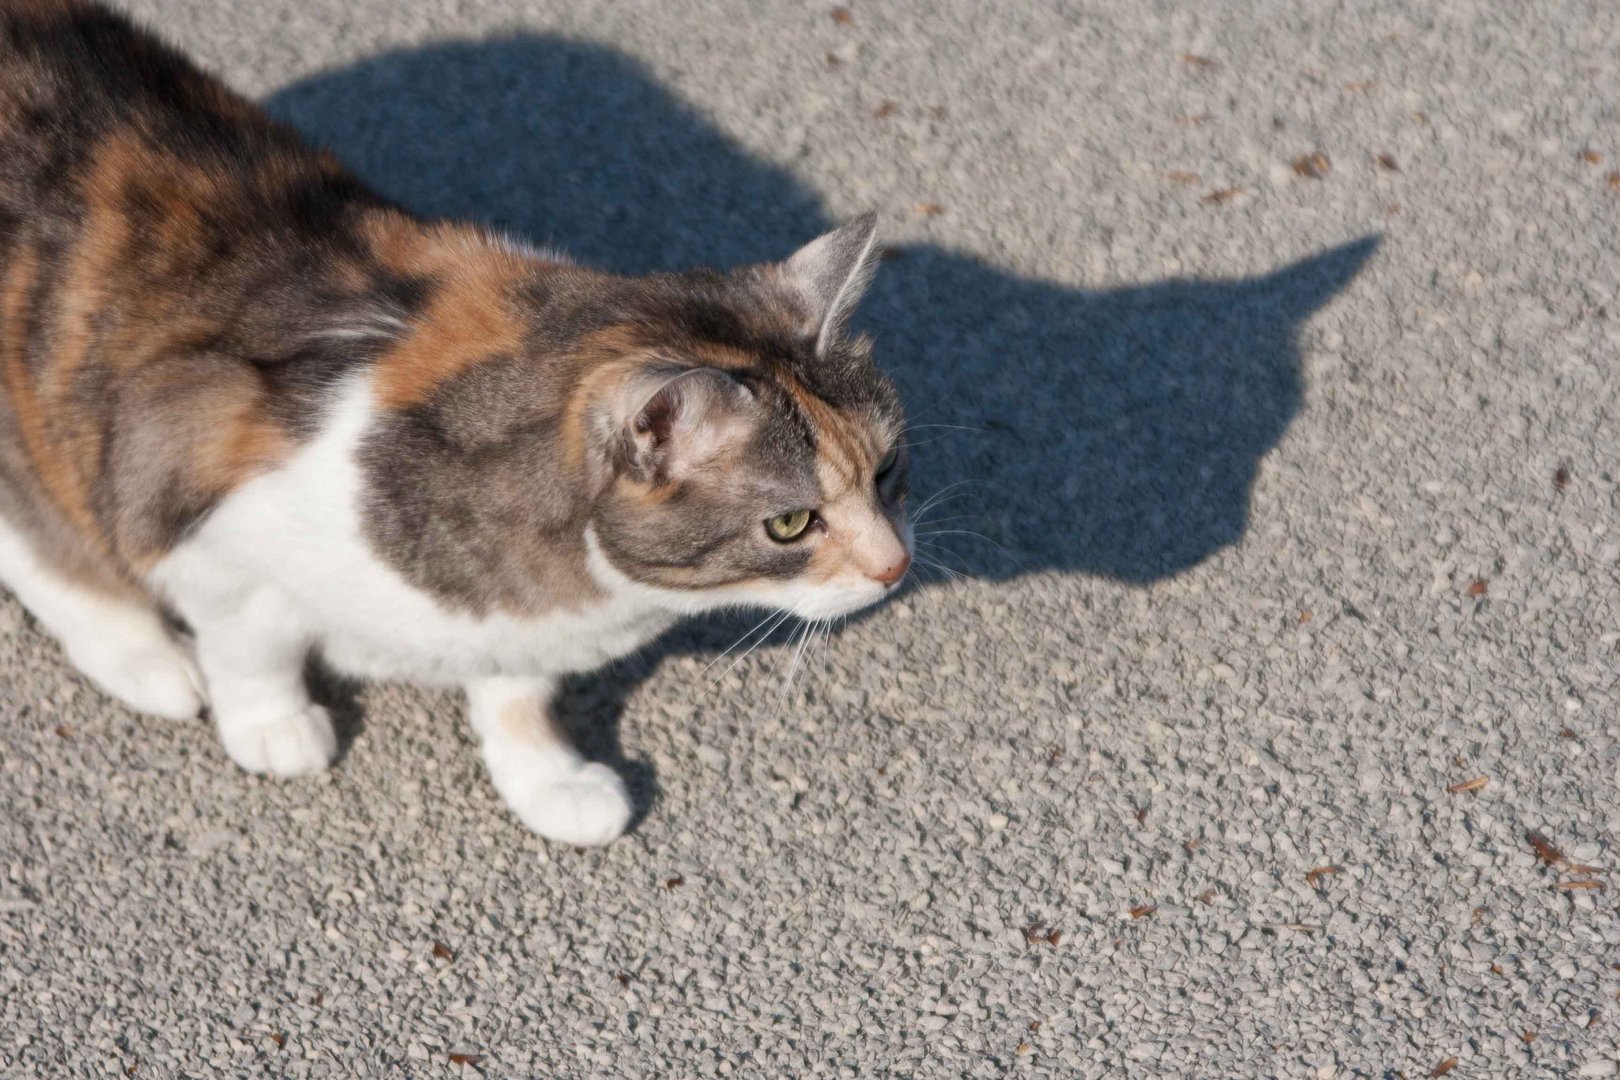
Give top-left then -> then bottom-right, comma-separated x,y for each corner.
872,553 -> 911,586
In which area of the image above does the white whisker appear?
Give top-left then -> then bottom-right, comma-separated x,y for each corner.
698,609 -> 785,680
701,610 -> 792,698
916,527 -> 1013,557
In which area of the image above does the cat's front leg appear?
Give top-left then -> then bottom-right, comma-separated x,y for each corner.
465,676 -> 632,847
184,585 -> 338,778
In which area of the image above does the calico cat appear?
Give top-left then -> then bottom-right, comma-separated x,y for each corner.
0,0 -> 912,845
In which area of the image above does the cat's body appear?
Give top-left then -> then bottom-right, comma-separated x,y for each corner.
0,0 -> 912,844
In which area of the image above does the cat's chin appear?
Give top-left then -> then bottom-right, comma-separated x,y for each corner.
745,580 -> 899,623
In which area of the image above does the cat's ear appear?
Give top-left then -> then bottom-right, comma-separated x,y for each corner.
615,366 -> 754,483
782,212 -> 880,356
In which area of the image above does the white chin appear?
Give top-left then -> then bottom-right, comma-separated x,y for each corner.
784,583 -> 893,622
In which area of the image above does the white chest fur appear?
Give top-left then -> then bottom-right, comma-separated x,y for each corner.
150,377 -> 679,686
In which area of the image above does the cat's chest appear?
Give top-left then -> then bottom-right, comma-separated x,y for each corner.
314,579 -> 676,683
161,377 -> 680,685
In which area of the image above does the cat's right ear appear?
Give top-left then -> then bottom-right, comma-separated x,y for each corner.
609,366 -> 754,484
781,212 -> 881,357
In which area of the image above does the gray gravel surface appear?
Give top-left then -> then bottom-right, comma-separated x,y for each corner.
3,0 -> 1619,1076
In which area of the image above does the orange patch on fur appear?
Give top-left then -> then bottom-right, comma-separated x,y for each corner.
780,373 -> 874,497
559,327 -> 655,474
687,340 -> 765,372
368,219 -> 534,409
51,133 -> 225,383
0,240 -> 104,542
192,381 -> 294,495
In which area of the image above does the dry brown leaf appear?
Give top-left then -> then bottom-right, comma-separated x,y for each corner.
1554,879 -> 1604,891
1129,903 -> 1157,919
1521,1030 -> 1537,1043
1376,153 -> 1399,171
268,1033 -> 285,1049
872,101 -> 897,119
1016,1042 -> 1031,1055
1609,171 -> 1620,192
53,724 -> 75,739
1305,866 -> 1340,887
664,875 -> 685,890
449,1053 -> 484,1066
1560,727 -> 1577,739
1466,579 -> 1488,597
1292,152 -> 1331,179
1490,963 -> 1504,974
1430,1057 -> 1457,1078
432,941 -> 454,961
1447,776 -> 1488,794
1203,187 -> 1243,205
1028,1020 -> 1042,1032
1298,609 -> 1313,623
830,6 -> 853,25
1582,150 -> 1603,165
1046,929 -> 1063,946
913,202 -> 947,217
1527,830 -> 1567,866
1182,53 -> 1218,68
1554,465 -> 1571,490
1166,170 -> 1201,185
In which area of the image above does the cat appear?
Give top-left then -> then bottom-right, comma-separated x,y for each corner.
0,0 -> 913,846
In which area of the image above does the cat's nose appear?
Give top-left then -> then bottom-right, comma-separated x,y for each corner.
872,553 -> 911,586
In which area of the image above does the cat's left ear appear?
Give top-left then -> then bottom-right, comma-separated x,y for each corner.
610,365 -> 755,484
781,212 -> 881,356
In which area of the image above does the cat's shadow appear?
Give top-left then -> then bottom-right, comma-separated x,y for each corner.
266,37 -> 1376,825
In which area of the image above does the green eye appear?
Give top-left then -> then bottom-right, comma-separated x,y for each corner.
765,509 -> 813,542
876,446 -> 899,476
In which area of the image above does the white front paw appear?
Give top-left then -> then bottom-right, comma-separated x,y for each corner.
69,635 -> 205,721
506,761 -> 633,846
218,703 -> 338,778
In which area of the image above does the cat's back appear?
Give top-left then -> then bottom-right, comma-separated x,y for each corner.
0,0 -> 335,222
0,0 -> 402,577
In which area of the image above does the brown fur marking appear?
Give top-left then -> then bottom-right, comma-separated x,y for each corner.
370,221 -> 533,410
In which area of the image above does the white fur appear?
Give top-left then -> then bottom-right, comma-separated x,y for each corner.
145,377 -> 684,843
0,515 -> 202,720
132,373 -> 902,844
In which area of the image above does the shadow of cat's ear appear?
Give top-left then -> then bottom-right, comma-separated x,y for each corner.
1252,235 -> 1381,322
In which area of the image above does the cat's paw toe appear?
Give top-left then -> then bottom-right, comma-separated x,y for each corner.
515,762 -> 633,847
72,637 -> 205,721
219,704 -> 338,778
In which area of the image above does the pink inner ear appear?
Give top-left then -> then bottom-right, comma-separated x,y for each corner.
634,385 -> 679,447
620,366 -> 751,481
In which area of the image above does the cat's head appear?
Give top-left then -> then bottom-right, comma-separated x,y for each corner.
581,215 -> 912,620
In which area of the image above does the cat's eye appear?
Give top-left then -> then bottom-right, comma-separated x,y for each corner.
765,509 -> 813,542
876,446 -> 899,477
